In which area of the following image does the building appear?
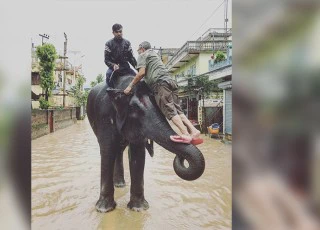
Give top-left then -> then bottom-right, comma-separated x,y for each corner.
218,80 -> 232,139
31,42 -> 81,108
203,44 -> 232,139
157,48 -> 179,65
200,43 -> 232,139
162,28 -> 232,122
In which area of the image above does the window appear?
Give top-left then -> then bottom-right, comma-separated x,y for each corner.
191,64 -> 196,76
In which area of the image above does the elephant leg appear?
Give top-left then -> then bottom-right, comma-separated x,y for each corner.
113,140 -> 127,187
127,142 -> 149,211
95,132 -> 119,213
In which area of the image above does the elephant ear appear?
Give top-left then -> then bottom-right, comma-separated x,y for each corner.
106,82 -> 152,132
106,88 -> 132,132
133,81 -> 153,97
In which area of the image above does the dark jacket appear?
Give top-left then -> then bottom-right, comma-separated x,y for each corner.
104,38 -> 137,71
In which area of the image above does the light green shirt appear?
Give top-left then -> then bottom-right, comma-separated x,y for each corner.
136,49 -> 172,89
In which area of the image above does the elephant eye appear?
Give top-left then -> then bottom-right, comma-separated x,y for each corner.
114,93 -> 123,100
139,97 -> 149,108
129,103 -> 145,117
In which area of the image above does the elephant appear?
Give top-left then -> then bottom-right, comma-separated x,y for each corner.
86,73 -> 205,212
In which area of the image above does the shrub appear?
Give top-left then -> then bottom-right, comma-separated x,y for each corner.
39,96 -> 50,110
214,51 -> 226,63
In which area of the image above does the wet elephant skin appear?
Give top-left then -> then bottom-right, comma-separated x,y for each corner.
86,75 -> 205,212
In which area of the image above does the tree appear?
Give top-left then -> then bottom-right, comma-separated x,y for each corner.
90,73 -> 104,87
181,75 -> 222,99
70,75 -> 89,107
36,44 -> 58,101
214,51 -> 226,63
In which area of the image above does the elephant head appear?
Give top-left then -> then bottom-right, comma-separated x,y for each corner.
107,76 -> 205,181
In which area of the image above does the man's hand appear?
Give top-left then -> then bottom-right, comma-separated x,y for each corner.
123,67 -> 145,95
124,86 -> 132,95
113,64 -> 119,71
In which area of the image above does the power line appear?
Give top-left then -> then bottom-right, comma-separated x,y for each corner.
188,0 -> 225,40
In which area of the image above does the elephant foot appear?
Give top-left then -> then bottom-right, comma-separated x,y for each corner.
114,179 -> 126,188
113,175 -> 126,188
95,196 -> 117,213
127,197 -> 149,211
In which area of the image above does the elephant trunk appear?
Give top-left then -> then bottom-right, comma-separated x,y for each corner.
145,116 -> 205,181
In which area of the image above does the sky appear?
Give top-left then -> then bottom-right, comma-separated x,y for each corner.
0,0 -> 232,88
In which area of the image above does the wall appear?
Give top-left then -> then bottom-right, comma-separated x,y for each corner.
49,95 -> 76,107
224,89 -> 232,135
54,109 -> 77,131
173,56 -> 198,77
173,52 -> 213,79
32,96 -> 76,109
31,110 -> 49,139
32,85 -> 42,95
32,101 -> 40,109
31,108 -> 77,140
197,52 -> 213,74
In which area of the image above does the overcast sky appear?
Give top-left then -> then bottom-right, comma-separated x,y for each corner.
1,0 -> 232,88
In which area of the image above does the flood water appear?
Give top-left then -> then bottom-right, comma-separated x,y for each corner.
32,118 -> 231,230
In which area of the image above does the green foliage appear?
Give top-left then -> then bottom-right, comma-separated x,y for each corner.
39,96 -> 50,109
36,44 -> 58,100
90,73 -> 104,88
214,51 -> 226,63
70,75 -> 89,106
51,105 -> 64,110
181,75 -> 222,98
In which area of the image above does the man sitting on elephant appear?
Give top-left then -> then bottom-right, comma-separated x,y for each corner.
104,23 -> 137,86
124,41 -> 202,144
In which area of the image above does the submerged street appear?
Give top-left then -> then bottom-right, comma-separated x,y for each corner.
32,118 -> 231,230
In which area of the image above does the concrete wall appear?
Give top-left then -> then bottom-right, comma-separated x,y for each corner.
49,95 -> 76,107
32,108 -> 77,140
173,57 -> 197,76
32,85 -> 42,95
32,96 -> 76,110
31,110 -> 50,139
224,89 -> 232,135
197,53 -> 212,74
173,53 -> 213,77
54,108 -> 77,131
208,66 -> 232,81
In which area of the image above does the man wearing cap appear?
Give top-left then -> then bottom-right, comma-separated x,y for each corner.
104,23 -> 137,86
123,41 -> 202,144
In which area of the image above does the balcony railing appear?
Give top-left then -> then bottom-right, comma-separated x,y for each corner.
201,28 -> 232,39
166,40 -> 231,70
208,58 -> 232,72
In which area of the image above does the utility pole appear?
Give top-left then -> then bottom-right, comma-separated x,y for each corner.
224,0 -> 229,40
153,46 -> 164,61
63,32 -> 68,107
39,33 -> 49,45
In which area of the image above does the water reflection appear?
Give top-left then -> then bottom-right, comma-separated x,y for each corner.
32,118 -> 231,229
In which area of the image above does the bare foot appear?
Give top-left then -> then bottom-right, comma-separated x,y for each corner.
181,134 -> 192,141
170,135 -> 192,143
191,130 -> 201,138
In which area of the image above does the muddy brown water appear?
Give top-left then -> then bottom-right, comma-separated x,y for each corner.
32,118 -> 231,230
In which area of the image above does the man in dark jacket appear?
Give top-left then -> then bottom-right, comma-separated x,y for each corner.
104,23 -> 137,86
